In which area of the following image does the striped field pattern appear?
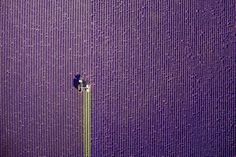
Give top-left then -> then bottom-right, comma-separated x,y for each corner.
1,0 -> 236,157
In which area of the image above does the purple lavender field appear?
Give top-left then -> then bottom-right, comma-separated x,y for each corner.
1,1 -> 235,157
